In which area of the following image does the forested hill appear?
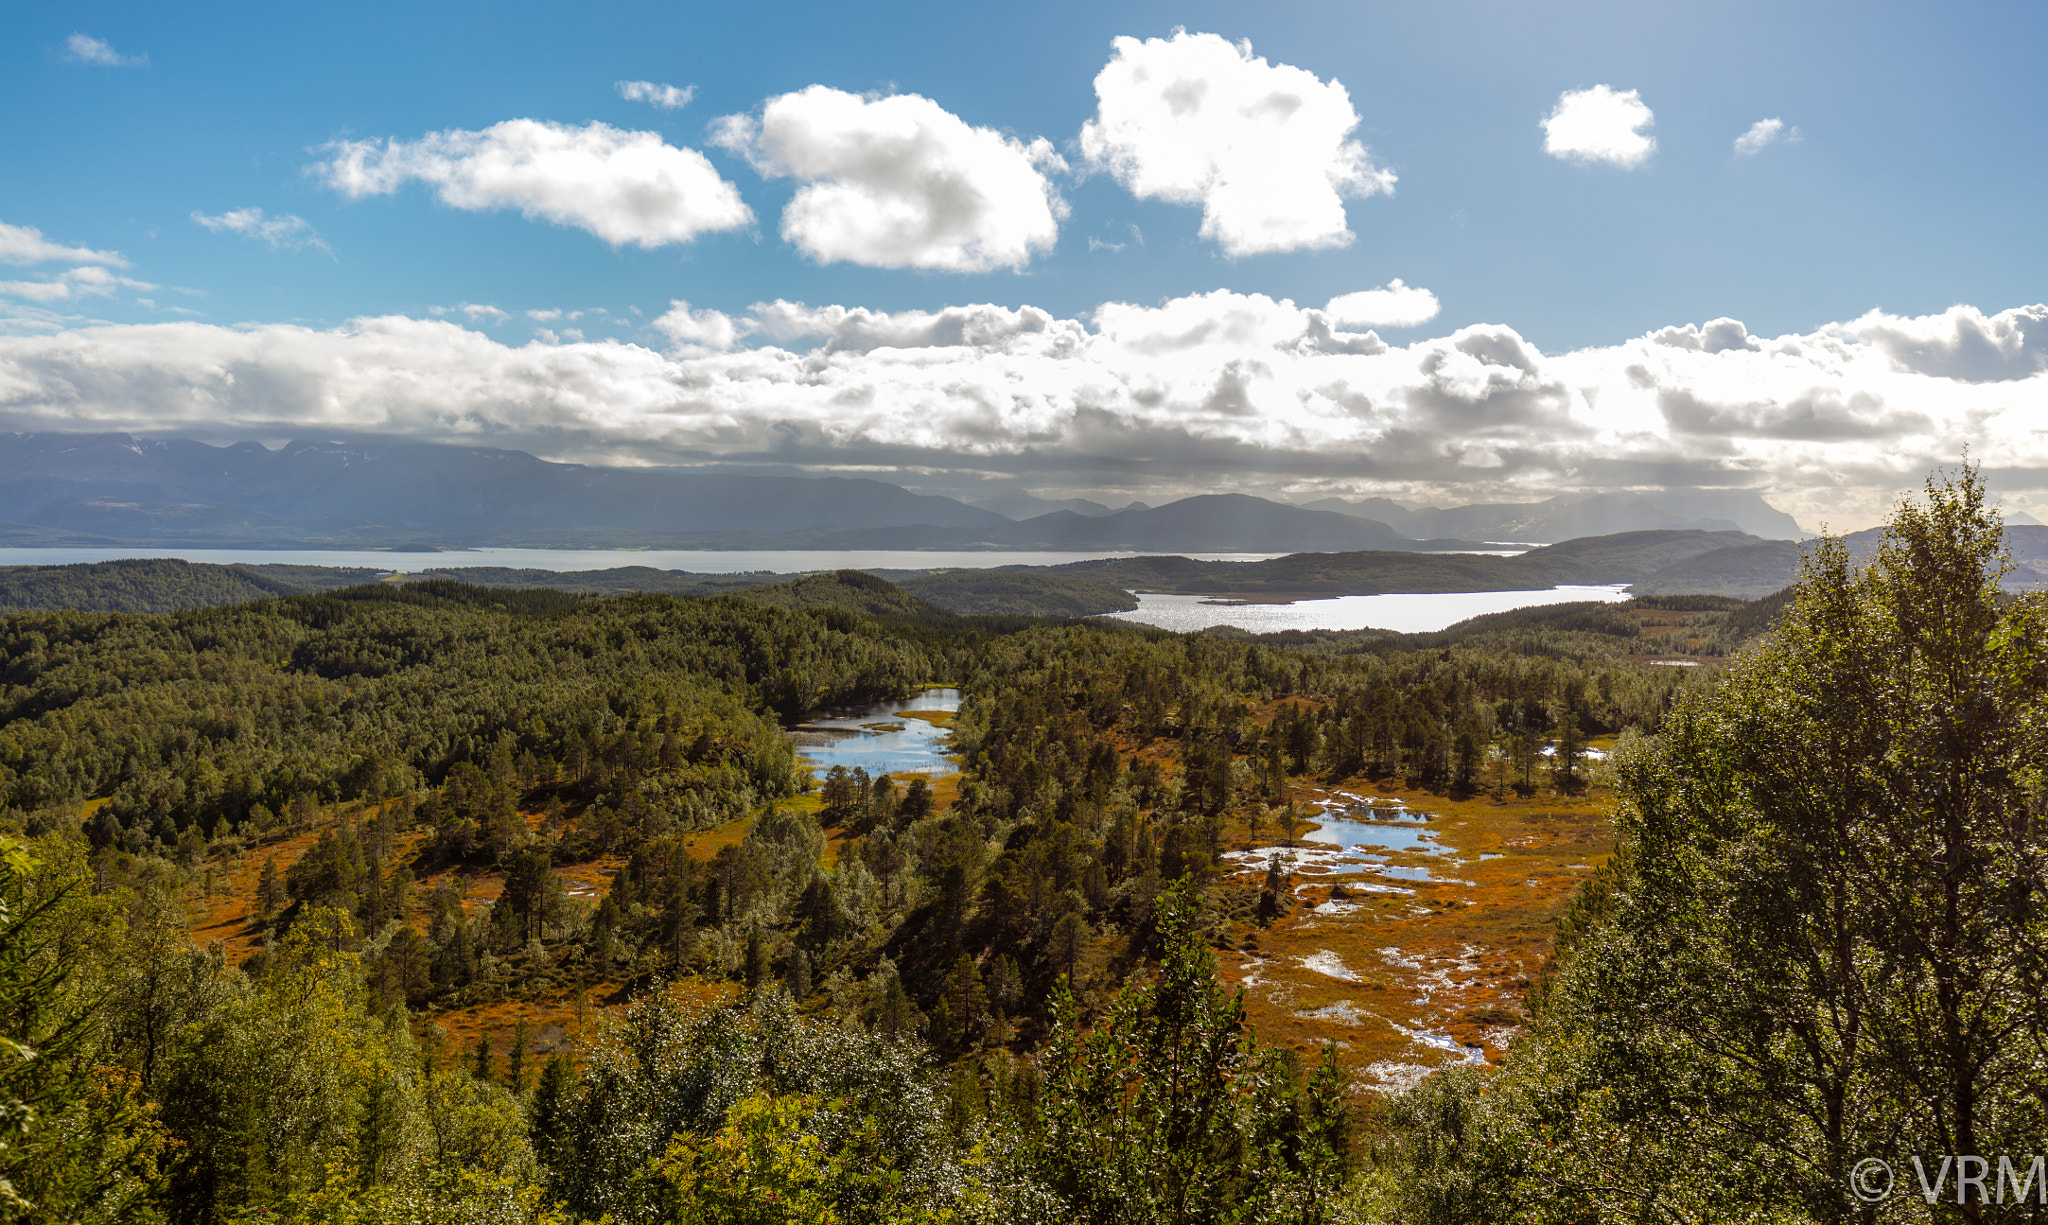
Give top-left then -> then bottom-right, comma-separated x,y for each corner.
1033,528 -> 1762,596
0,581 -> 931,835
0,557 -> 374,613
0,556 -> 1147,617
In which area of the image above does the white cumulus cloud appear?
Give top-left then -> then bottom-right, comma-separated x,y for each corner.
616,80 -> 696,110
0,265 -> 155,303
64,34 -> 146,67
0,297 -> 2042,529
313,119 -> 753,248
1542,85 -> 1656,169
1325,280 -> 1440,329
1079,30 -> 1394,257
1734,117 -> 1801,156
651,300 -> 738,354
712,86 -> 1065,272
192,207 -> 331,254
0,221 -> 125,267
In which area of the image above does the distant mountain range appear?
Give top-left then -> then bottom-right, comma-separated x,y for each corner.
1301,488 -> 1806,542
0,433 -> 1001,544
970,492 -> 1144,519
0,431 -> 1806,554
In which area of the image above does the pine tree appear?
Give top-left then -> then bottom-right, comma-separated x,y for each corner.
507,1019 -> 531,1093
1029,877 -> 1345,1219
256,854 -> 285,918
937,955 -> 988,1057
529,1051 -> 575,1170
743,925 -> 767,994
785,948 -> 810,1001
869,960 -> 918,1039
1049,911 -> 1091,987
472,1030 -> 495,1083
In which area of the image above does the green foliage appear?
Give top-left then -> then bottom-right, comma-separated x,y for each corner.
1369,465 -> 2048,1223
0,833 -> 164,1223
0,558 -> 303,614
542,989 -> 984,1224
651,1091 -> 968,1224
1024,878 -> 1348,1224
155,909 -> 546,1224
735,571 -> 957,624
0,584 -> 927,843
895,571 -> 1139,618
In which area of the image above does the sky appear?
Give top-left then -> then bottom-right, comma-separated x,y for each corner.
1,0 -> 2044,529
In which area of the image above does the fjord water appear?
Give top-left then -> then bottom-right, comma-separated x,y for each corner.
1104,584 -> 1630,634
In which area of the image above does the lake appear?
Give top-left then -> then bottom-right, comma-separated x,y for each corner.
1102,584 -> 1631,634
789,688 -> 962,779
0,546 -> 1291,573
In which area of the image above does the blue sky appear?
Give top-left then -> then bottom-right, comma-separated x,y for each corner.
2,0 -> 2044,525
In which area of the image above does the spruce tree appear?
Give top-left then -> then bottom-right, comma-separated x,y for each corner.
529,1051 -> 575,1170
507,1019 -> 530,1093
472,1030 -> 495,1083
785,948 -> 810,1001
743,925 -> 767,993
255,854 -> 285,918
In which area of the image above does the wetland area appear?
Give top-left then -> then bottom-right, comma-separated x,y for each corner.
787,689 -> 1608,1094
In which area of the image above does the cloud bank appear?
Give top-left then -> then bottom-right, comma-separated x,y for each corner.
1542,86 -> 1656,168
314,119 -> 752,247
0,293 -> 2039,526
713,87 -> 1066,272
1080,30 -> 1394,256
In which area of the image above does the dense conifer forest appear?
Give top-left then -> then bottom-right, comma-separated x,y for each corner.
0,468 -> 2033,1222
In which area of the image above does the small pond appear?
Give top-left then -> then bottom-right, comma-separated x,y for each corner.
1300,813 -> 1440,854
789,688 -> 962,779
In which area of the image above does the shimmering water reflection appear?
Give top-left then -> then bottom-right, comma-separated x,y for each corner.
1104,584 -> 1630,634
789,689 -> 962,779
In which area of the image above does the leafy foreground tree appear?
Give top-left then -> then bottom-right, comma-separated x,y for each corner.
1021,878 -> 1351,1225
157,907 -> 552,1225
1362,466 -> 2048,1224
538,879 -> 1351,1225
0,833 -> 164,1223
542,984 -> 993,1224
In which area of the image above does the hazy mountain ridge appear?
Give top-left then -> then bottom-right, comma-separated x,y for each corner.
0,431 -> 1806,553
1303,488 -> 1804,541
0,432 -> 1006,543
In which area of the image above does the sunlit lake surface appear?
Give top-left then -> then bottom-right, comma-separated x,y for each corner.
788,688 -> 962,779
0,547 -> 1291,573
1103,584 -> 1630,635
